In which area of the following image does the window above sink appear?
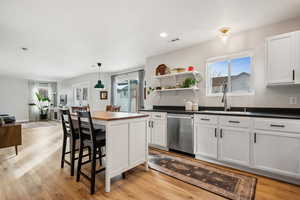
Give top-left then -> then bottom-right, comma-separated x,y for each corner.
206,52 -> 254,96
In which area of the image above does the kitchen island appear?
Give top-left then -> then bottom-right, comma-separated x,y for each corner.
72,111 -> 149,192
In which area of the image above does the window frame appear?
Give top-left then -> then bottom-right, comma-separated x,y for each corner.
206,51 -> 254,97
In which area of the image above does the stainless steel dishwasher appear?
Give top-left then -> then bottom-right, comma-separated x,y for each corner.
167,114 -> 194,154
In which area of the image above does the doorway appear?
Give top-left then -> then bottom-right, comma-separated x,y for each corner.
112,70 -> 144,112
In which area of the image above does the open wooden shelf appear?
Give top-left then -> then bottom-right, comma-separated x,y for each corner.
154,71 -> 199,79
155,87 -> 199,92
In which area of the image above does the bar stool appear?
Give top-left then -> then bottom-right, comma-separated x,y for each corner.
76,111 -> 106,194
60,109 -> 91,176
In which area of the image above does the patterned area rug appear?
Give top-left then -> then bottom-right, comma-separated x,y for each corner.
149,151 -> 256,200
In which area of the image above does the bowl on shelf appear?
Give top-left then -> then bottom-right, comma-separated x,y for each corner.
171,68 -> 186,73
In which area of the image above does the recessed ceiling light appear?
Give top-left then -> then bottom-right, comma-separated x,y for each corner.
160,32 -> 168,38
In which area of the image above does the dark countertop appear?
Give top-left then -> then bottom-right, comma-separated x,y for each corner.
140,106 -> 300,120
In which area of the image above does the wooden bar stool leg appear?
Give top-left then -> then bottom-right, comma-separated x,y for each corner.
98,147 -> 102,166
88,146 -> 91,161
61,136 -> 67,168
70,138 -> 76,176
76,142 -> 84,182
90,148 -> 97,194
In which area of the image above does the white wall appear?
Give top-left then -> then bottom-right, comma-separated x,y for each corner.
145,17 -> 300,109
59,72 -> 111,111
0,76 -> 29,121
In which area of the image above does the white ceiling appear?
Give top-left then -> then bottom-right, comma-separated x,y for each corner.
0,0 -> 300,81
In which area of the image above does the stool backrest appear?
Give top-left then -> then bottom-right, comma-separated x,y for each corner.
77,111 -> 96,145
60,109 -> 76,138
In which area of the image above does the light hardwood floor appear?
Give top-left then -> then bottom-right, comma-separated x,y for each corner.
0,123 -> 300,200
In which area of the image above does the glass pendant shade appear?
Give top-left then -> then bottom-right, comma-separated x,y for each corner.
94,80 -> 104,89
94,62 -> 105,89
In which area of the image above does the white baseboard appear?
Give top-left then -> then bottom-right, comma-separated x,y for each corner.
16,119 -> 29,123
195,154 -> 300,186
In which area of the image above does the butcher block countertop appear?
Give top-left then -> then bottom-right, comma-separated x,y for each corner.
72,111 -> 149,121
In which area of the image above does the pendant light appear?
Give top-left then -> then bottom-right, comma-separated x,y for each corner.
94,62 -> 105,89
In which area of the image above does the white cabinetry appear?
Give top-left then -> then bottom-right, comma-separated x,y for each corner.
194,115 -> 218,159
152,117 -> 167,147
141,112 -> 167,148
253,130 -> 300,177
219,127 -> 250,166
266,31 -> 300,85
195,118 -> 218,159
129,121 -> 148,167
253,118 -> 300,178
218,116 -> 251,166
195,114 -> 300,183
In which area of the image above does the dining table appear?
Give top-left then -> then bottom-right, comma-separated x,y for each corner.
71,111 -> 149,192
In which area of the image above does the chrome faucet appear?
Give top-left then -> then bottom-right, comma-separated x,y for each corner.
221,81 -> 230,111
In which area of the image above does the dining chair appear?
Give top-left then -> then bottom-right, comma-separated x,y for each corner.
106,105 -> 121,112
76,111 -> 106,194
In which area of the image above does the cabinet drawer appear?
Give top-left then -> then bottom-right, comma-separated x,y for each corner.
151,112 -> 167,119
254,118 -> 300,133
220,116 -> 251,128
195,114 -> 218,125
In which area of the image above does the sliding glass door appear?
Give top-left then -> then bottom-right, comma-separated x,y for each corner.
112,71 -> 144,112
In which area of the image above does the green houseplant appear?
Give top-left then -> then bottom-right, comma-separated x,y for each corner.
182,78 -> 199,88
35,92 -> 51,120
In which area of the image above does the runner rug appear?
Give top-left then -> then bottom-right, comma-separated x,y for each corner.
148,151 -> 256,200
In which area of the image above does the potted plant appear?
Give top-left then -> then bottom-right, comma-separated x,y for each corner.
35,93 -> 51,120
181,77 -> 199,88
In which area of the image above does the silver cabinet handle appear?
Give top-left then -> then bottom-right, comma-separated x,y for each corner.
254,133 -> 257,143
201,118 -> 210,121
214,128 -> 217,137
154,115 -> 161,118
151,121 -> 154,128
228,120 -> 240,124
270,124 -> 285,128
220,129 -> 223,138
293,69 -> 295,81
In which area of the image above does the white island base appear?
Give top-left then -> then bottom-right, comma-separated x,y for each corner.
93,115 -> 149,192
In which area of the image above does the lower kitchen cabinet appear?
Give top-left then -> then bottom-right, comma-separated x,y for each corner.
218,127 -> 250,166
253,130 -> 300,177
141,112 -> 167,148
151,118 -> 167,147
195,124 -> 218,159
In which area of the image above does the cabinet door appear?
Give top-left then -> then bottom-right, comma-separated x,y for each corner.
253,131 -> 300,177
147,120 -> 152,145
152,118 -> 167,147
219,127 -> 250,166
195,124 -> 218,159
295,31 -> 300,83
267,32 -> 295,85
129,120 -> 147,167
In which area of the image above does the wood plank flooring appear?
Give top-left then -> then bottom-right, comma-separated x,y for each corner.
0,123 -> 300,200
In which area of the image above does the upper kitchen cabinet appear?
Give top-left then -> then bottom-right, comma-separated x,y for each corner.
266,31 -> 299,85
